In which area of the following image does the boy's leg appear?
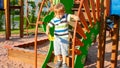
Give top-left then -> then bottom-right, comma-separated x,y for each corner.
62,55 -> 67,64
57,55 -> 62,61
55,55 -> 62,68
60,38 -> 69,68
62,55 -> 68,68
54,36 -> 62,68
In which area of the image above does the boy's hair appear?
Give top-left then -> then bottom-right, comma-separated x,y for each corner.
54,3 -> 65,13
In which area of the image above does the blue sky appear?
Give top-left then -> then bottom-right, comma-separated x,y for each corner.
111,0 -> 120,15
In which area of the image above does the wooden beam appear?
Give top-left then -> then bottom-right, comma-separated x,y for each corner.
96,0 -> 100,21
5,0 -> 10,40
111,15 -> 119,68
19,0 -> 24,38
83,0 -> 93,27
90,0 -> 97,23
104,0 -> 110,17
34,0 -> 46,68
10,6 -> 21,9
97,0 -> 106,68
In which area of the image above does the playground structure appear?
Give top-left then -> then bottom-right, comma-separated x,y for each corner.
1,0 -> 120,68
4,0 -> 24,40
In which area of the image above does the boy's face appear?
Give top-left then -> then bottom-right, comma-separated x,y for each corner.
55,11 -> 64,19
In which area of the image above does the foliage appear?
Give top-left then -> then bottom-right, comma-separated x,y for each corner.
10,0 -> 19,29
10,0 -> 18,6
28,1 -> 36,25
0,11 -> 4,30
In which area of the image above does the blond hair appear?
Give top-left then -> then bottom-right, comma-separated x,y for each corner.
54,3 -> 65,13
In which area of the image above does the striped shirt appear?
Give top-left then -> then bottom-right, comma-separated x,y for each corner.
48,14 -> 71,38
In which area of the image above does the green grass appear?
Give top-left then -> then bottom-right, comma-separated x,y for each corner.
0,27 -> 44,35
14,16 -> 20,21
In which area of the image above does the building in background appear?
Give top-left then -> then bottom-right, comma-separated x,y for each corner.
0,0 -> 4,10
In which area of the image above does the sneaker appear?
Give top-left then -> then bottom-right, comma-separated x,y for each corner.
55,61 -> 62,68
62,63 -> 68,68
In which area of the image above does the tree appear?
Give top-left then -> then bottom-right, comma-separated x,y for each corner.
10,0 -> 18,29
0,11 -> 4,30
28,1 -> 36,24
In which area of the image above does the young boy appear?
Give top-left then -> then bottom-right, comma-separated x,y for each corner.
46,3 -> 79,68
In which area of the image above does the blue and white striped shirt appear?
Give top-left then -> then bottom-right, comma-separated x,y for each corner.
48,14 -> 71,38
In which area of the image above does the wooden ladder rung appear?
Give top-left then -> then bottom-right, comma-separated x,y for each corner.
69,49 -> 81,55
76,24 -> 87,39
47,62 -> 56,68
72,8 -> 78,11
74,1 -> 80,4
48,61 -> 72,68
75,37 -> 84,46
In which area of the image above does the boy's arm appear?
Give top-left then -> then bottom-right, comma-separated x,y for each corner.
69,14 -> 80,21
46,24 -> 50,35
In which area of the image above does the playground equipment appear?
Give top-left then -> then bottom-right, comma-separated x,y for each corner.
110,1 -> 120,68
3,0 -> 119,68
3,0 -> 24,40
25,0 -> 37,36
34,0 -> 119,68
25,16 -> 36,35
34,0 -> 102,68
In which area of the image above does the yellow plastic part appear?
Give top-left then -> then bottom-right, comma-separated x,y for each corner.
48,34 -> 54,41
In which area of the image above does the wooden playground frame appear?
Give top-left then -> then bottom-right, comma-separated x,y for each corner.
2,0 -> 120,68
4,0 -> 24,40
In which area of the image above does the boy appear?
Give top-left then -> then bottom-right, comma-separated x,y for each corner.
46,3 -> 79,68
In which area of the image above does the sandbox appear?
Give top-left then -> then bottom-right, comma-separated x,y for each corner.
5,39 -> 49,67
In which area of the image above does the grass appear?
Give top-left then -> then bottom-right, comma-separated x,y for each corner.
14,16 -> 20,21
0,27 -> 44,35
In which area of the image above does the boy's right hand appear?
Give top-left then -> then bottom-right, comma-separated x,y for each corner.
46,31 -> 49,36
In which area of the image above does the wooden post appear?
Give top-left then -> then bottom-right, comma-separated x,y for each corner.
19,0 -> 24,38
34,0 -> 45,68
100,0 -> 110,67
105,0 -> 110,16
5,0 -> 10,40
111,15 -> 119,68
97,0 -> 106,68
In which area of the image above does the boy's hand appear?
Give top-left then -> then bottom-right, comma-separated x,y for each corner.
46,24 -> 50,35
46,31 -> 49,36
70,14 -> 80,21
75,16 -> 80,21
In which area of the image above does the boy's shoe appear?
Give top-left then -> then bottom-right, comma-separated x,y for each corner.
55,61 -> 62,68
62,63 -> 68,68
